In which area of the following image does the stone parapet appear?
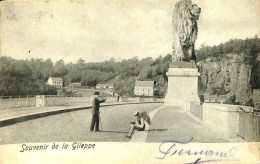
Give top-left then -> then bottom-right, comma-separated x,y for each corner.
202,103 -> 253,139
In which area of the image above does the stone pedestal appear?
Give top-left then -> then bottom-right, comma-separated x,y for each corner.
164,62 -> 200,107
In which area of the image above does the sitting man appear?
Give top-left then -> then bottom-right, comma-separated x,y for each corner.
125,111 -> 145,139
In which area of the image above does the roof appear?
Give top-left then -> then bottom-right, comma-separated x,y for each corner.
135,81 -> 154,87
49,77 -> 63,81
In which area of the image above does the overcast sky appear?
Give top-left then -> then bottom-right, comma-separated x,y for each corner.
1,0 -> 260,63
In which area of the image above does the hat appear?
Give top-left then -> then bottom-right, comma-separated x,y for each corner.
93,91 -> 100,95
134,111 -> 139,116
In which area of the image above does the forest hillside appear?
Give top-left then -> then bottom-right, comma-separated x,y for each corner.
1,36 -> 259,106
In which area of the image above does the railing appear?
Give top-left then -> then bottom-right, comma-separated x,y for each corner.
0,95 -> 163,109
238,109 -> 260,141
0,96 -> 36,109
0,95 -> 91,109
44,96 -> 89,106
204,99 -> 225,103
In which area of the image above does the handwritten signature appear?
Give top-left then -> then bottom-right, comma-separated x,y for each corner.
155,137 -> 240,164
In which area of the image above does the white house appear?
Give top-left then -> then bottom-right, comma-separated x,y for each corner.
134,80 -> 154,97
96,84 -> 113,89
47,77 -> 63,88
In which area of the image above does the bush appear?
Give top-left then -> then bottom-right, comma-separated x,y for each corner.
224,95 -> 236,104
154,88 -> 166,97
244,98 -> 254,107
208,85 -> 227,96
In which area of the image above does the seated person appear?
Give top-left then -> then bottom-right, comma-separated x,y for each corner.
125,111 -> 145,139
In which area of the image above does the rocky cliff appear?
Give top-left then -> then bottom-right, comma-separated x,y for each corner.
197,53 -> 257,104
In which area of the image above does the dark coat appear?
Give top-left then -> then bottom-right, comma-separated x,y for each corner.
91,97 -> 106,115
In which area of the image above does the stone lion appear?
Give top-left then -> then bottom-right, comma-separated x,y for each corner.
172,0 -> 201,62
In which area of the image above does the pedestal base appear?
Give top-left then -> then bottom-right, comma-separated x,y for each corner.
164,64 -> 200,107
164,95 -> 200,106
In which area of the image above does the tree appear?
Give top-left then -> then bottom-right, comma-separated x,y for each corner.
53,60 -> 68,77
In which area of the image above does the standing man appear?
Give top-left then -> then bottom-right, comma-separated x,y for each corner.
90,91 -> 106,132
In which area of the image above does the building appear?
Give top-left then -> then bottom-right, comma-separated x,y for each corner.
134,80 -> 154,97
47,77 -> 63,88
96,83 -> 113,89
68,82 -> 81,87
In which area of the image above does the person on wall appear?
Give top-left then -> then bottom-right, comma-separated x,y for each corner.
125,111 -> 145,139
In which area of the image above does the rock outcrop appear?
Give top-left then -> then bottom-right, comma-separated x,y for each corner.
198,54 -> 253,103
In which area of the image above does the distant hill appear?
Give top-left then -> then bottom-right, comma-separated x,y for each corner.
1,36 -> 259,107
0,54 -> 171,97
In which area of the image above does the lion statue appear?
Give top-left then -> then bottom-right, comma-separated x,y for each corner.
172,0 -> 201,62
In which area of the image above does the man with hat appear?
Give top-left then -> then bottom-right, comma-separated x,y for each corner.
90,91 -> 106,132
125,111 -> 145,139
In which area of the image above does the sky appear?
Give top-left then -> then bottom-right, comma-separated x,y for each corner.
1,0 -> 260,63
